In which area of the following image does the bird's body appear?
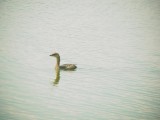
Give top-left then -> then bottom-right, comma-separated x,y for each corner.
50,53 -> 77,70
60,64 -> 77,70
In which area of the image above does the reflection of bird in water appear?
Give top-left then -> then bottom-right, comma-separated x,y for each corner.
50,52 -> 77,85
53,68 -> 60,85
50,53 -> 77,71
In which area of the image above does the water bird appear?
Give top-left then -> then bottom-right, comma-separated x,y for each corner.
50,53 -> 77,70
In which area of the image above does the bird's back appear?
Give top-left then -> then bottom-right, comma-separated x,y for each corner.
60,64 -> 77,70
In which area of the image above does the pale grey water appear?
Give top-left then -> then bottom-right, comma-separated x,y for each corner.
0,0 -> 160,120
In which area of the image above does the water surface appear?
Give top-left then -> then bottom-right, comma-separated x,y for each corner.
0,0 -> 160,120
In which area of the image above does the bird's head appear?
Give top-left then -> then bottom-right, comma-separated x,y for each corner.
50,53 -> 60,58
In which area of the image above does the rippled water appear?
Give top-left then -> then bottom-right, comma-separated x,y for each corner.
0,0 -> 160,120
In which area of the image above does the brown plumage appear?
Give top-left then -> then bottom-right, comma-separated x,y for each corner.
50,53 -> 77,70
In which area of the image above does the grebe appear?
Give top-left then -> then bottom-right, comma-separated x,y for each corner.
50,53 -> 77,70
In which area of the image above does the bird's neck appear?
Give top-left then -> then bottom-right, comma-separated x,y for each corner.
55,56 -> 60,69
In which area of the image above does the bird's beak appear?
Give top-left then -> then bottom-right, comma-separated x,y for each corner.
50,54 -> 54,56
